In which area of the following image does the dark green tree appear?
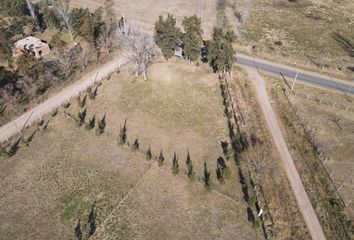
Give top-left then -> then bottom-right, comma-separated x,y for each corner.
96,114 -> 106,135
132,138 -> 139,151
87,204 -> 96,237
77,107 -> 87,127
207,28 -> 236,75
216,156 -> 228,182
172,152 -> 179,175
158,149 -> 165,166
154,14 -> 181,59
85,115 -> 96,130
89,86 -> 98,99
77,95 -> 87,108
182,15 -> 203,61
146,146 -> 152,160
203,161 -> 211,189
185,152 -> 194,178
74,219 -> 82,240
118,119 -> 127,145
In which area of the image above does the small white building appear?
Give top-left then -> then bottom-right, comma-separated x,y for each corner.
12,36 -> 50,58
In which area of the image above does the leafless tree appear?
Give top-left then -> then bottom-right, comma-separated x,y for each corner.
128,29 -> 158,80
97,24 -> 121,54
55,0 -> 74,41
50,44 -> 83,80
239,0 -> 252,23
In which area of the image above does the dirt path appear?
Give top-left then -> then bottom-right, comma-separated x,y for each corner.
0,55 -> 127,143
245,68 -> 326,240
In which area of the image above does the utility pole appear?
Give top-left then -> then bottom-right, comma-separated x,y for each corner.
319,51 -> 328,70
291,71 -> 299,90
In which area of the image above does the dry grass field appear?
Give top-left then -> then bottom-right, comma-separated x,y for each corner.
286,83 -> 354,218
264,75 -> 354,239
230,0 -> 354,80
0,60 -> 262,239
71,0 -> 218,38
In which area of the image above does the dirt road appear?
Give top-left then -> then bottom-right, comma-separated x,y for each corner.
0,55 -> 127,143
245,68 -> 326,240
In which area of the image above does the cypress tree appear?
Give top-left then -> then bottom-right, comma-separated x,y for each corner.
185,152 -> 194,178
85,115 -> 96,130
74,219 -> 82,240
154,14 -> 181,59
77,108 -> 87,127
146,146 -> 152,160
172,152 -> 179,175
96,114 -> 106,135
87,204 -> 96,237
203,161 -> 211,189
132,138 -> 139,151
118,119 -> 127,145
158,149 -> 165,166
207,28 -> 236,75
182,15 -> 203,62
216,156 -> 228,182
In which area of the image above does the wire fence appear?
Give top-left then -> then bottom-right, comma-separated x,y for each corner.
285,88 -> 352,113
283,86 -> 353,211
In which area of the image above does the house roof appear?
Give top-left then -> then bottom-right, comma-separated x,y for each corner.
14,36 -> 48,50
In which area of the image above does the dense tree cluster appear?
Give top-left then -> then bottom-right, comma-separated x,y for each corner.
207,28 -> 236,74
154,14 -> 181,59
154,14 -> 236,75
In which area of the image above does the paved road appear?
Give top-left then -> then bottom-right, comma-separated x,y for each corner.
0,56 -> 127,143
236,54 -> 354,95
246,68 -> 326,240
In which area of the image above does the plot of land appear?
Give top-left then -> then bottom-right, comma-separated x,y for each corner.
0,60 -> 261,239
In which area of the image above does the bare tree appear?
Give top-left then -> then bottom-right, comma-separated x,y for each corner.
50,44 -> 83,80
97,24 -> 121,54
239,0 -> 252,23
55,0 -> 74,41
128,29 -> 158,80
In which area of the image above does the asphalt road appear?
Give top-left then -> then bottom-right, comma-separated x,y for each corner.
0,55 -> 127,143
247,68 -> 326,240
236,54 -> 354,95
